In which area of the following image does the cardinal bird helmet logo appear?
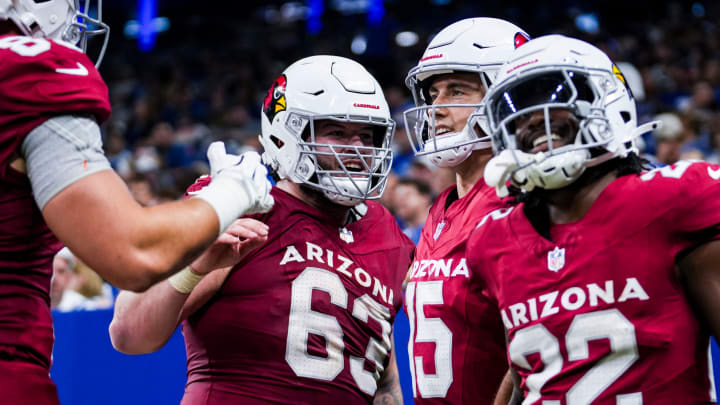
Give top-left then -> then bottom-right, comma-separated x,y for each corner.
263,74 -> 288,122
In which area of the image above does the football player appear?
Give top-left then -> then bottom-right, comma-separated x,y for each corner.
402,18 -> 530,404
471,34 -> 719,403
0,1 -> 272,403
109,56 -> 415,404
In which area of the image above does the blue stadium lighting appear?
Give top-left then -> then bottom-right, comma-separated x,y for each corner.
367,0 -> 384,27
124,18 -> 169,39
575,13 -> 599,35
138,0 -> 157,52
307,0 -> 324,34
692,3 -> 706,18
124,0 -> 170,51
351,35 -> 368,54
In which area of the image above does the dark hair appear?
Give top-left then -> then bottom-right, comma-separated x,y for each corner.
397,177 -> 433,197
517,152 -> 651,240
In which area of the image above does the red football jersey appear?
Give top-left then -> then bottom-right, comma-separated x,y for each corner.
0,34 -> 110,171
0,35 -> 110,369
182,187 -> 415,404
468,161 -> 720,404
405,180 -> 510,404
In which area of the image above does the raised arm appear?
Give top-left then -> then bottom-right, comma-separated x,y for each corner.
23,116 -> 272,291
109,218 -> 268,353
110,265 -> 231,354
45,174 -> 221,291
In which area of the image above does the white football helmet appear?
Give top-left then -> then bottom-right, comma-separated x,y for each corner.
0,0 -> 109,66
482,35 -> 644,195
403,17 -> 530,167
259,55 -> 395,207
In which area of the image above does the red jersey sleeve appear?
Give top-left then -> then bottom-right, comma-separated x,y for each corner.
640,161 -> 720,254
184,175 -> 212,198
0,35 -> 110,169
670,161 -> 720,235
465,213 -> 505,305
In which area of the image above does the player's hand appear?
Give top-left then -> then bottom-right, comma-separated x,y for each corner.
193,142 -> 275,235
484,149 -> 525,197
190,218 -> 269,275
206,142 -> 274,215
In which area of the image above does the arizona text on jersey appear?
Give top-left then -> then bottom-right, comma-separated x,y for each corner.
182,186 -> 414,404
406,180 -> 509,404
468,160 -> 720,404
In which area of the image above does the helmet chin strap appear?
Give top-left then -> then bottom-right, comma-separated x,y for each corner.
319,175 -> 370,207
472,140 -> 492,150
423,123 -> 490,168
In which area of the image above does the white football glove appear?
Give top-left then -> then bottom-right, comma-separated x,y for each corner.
484,149 -> 532,197
194,142 -> 274,234
485,149 -> 588,197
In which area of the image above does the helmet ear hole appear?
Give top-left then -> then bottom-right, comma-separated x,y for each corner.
270,135 -> 284,148
620,111 -> 632,123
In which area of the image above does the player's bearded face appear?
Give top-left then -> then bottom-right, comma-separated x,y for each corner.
312,121 -> 377,177
514,109 -> 580,154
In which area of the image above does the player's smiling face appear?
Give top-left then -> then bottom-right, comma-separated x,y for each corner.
426,72 -> 485,136
312,120 -> 377,176
514,109 -> 579,154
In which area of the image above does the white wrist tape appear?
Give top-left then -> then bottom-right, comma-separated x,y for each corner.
168,267 -> 205,294
192,176 -> 253,235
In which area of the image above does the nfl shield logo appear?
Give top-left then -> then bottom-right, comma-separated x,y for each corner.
339,227 -> 354,243
547,247 -> 565,272
433,221 -> 446,241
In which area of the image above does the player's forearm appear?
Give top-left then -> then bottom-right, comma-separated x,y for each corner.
119,199 -> 221,286
373,372 -> 403,405
373,343 -> 403,405
44,171 -> 221,291
507,368 -> 524,405
71,199 -> 218,291
109,282 -> 189,354
493,371 -> 515,405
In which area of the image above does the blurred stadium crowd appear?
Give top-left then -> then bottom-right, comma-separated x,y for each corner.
53,0 -> 720,305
